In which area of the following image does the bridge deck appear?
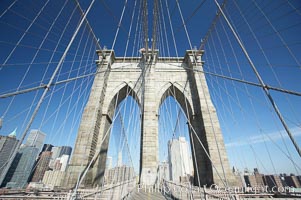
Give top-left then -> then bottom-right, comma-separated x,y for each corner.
128,190 -> 172,200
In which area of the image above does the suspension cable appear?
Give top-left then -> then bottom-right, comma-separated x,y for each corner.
123,0 -> 138,62
165,0 -> 179,59
159,0 -> 170,58
142,0 -> 148,54
151,0 -> 159,53
74,0 -> 102,50
199,0 -> 226,50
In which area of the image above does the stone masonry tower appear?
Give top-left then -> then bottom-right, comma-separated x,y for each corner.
65,49 -> 237,188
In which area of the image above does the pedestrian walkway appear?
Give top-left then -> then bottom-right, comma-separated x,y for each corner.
128,190 -> 172,200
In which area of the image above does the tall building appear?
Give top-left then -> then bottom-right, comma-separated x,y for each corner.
53,154 -> 69,172
49,146 -> 72,169
232,167 -> 246,187
297,176 -> 301,186
243,168 -> 265,189
3,146 -> 39,188
51,146 -> 61,161
0,129 -> 19,186
43,170 -> 66,189
58,146 -> 72,157
254,168 -> 265,187
41,144 -> 53,152
168,137 -> 193,182
26,129 -> 46,151
31,151 -> 52,182
264,175 -> 283,190
285,175 -> 301,188
244,175 -> 257,187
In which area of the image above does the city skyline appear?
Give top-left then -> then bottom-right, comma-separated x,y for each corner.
0,129 -> 300,190
0,0 -> 300,190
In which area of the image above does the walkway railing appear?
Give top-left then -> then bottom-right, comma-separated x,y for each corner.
70,178 -> 136,200
163,180 -> 234,199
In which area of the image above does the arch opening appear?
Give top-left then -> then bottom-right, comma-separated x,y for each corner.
94,84 -> 141,186
157,84 -> 196,185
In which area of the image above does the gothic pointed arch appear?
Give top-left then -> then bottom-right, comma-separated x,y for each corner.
158,83 -> 193,119
106,83 -> 141,120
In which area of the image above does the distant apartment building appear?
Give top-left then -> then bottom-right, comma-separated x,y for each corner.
41,146 -> 72,187
0,129 -> 18,186
264,175 -> 283,190
244,175 -> 257,187
297,176 -> 301,186
285,175 -> 301,188
254,168 -> 265,187
232,168 -> 246,188
43,170 -> 66,189
244,168 -> 265,188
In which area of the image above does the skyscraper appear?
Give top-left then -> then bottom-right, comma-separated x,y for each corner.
49,146 -> 72,169
58,146 -> 72,157
0,129 -> 19,186
168,137 -> 193,183
41,144 -> 53,152
26,129 -> 46,151
53,154 -> 70,172
31,151 -> 52,182
4,146 -> 39,188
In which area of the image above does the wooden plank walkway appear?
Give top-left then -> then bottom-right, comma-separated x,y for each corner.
128,190 -> 172,200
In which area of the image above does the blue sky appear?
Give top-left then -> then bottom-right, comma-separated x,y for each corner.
0,0 -> 301,176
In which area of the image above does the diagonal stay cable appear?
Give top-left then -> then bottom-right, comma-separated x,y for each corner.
0,0 -> 97,186
165,63 -> 301,97
0,64 -> 132,99
199,0 -> 226,50
214,0 -> 301,157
